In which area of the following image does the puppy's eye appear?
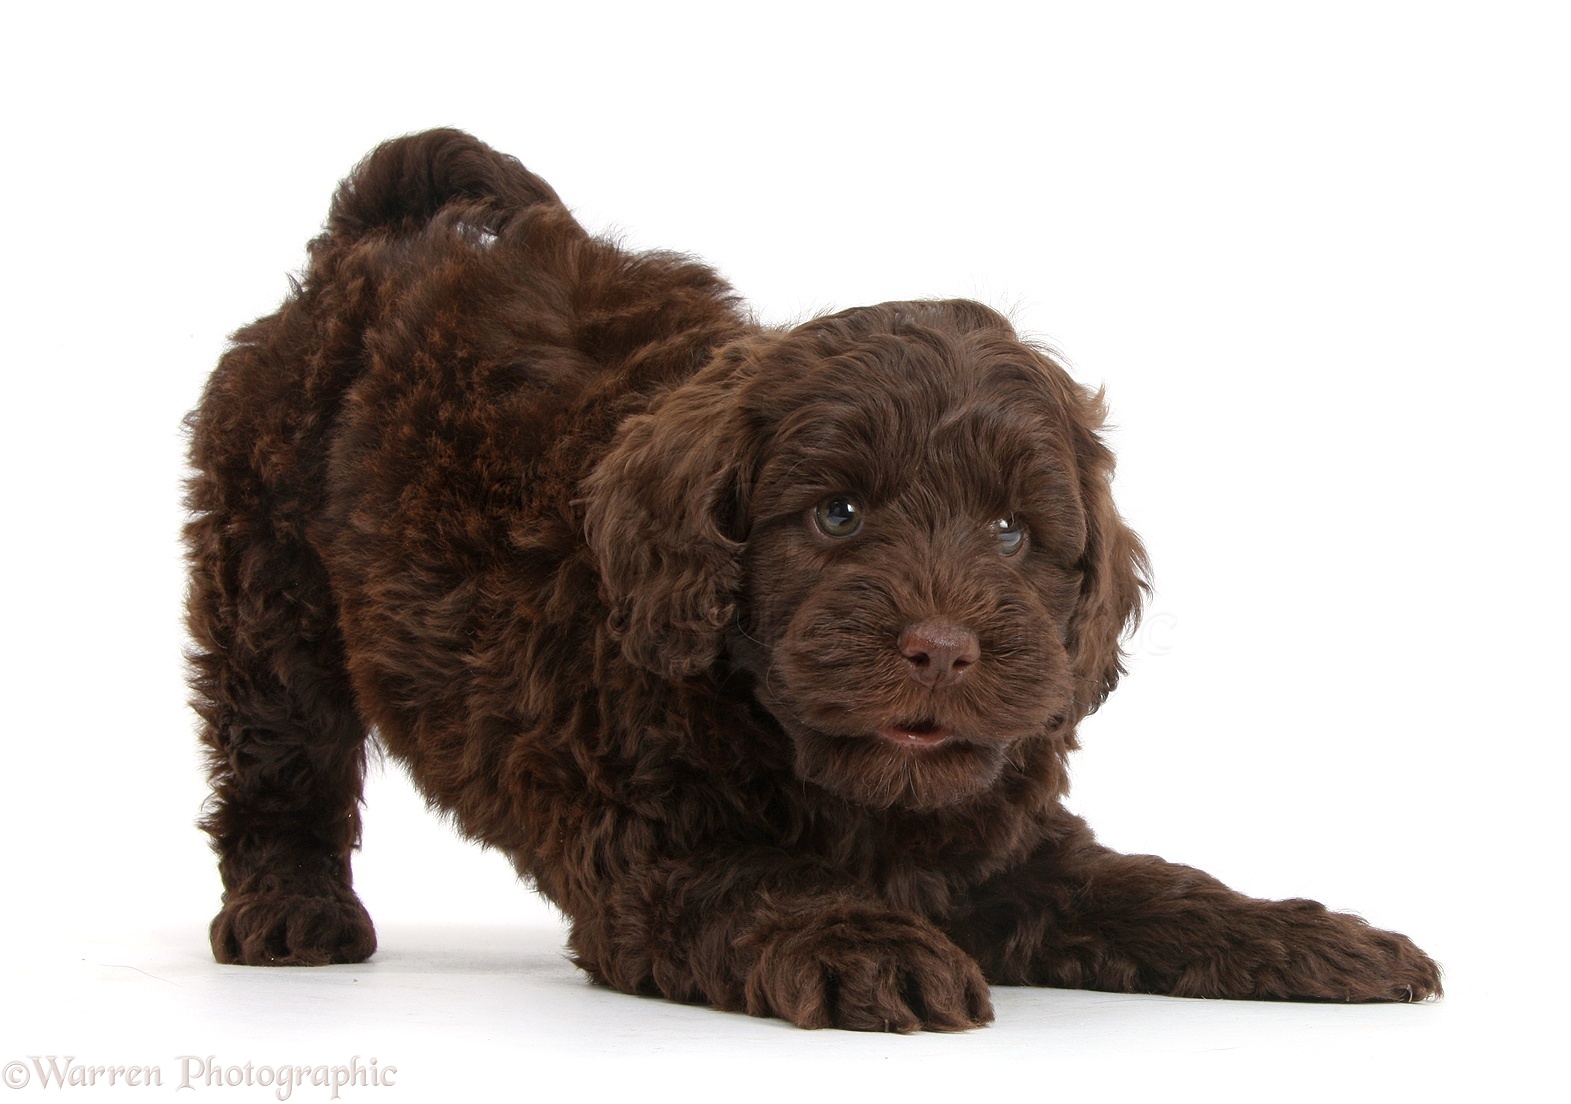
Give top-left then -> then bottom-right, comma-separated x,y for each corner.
990,515 -> 1027,557
812,496 -> 863,538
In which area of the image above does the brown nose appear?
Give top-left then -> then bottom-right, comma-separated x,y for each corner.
898,620 -> 980,689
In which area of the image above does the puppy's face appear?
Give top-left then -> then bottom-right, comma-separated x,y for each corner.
584,301 -> 1145,813
732,310 -> 1093,810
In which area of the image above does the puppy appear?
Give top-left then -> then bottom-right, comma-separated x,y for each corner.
184,129 -> 1440,1031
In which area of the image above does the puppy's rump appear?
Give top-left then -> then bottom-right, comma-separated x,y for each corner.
326,127 -> 563,240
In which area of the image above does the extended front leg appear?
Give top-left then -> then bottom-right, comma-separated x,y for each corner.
545,845 -> 992,1032
947,822 -> 1441,1002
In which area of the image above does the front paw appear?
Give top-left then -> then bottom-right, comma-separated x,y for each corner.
743,905 -> 993,1032
1179,899 -> 1441,1003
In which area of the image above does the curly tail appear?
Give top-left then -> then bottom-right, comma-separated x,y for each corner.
326,128 -> 563,240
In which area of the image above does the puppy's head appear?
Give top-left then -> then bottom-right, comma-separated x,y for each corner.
583,301 -> 1146,810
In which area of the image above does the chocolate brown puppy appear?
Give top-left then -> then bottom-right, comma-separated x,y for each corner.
184,129 -> 1440,1031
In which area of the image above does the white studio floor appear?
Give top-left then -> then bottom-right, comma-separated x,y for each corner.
2,919 -> 1549,1103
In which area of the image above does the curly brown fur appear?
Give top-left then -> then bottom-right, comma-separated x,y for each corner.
184,128 -> 1441,1029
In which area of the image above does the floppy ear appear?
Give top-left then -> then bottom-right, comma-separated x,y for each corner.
1041,361 -> 1151,720
581,337 -> 771,681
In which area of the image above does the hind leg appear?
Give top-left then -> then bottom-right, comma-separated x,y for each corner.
185,471 -> 375,966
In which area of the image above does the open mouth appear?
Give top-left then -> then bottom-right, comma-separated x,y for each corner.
874,719 -> 955,748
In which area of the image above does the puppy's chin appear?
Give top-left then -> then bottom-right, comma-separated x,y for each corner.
786,727 -> 1009,811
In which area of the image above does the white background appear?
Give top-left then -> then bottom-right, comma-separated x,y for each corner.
1,2 -> 1566,1100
